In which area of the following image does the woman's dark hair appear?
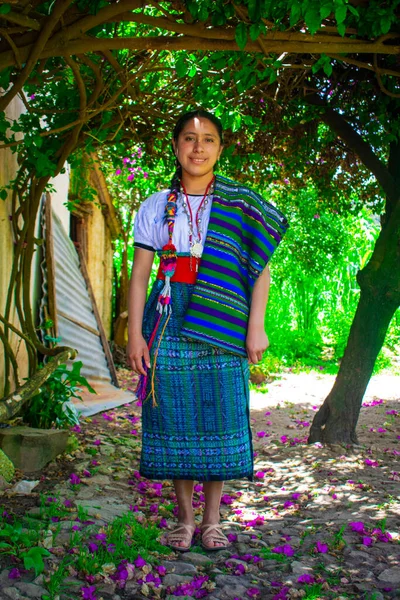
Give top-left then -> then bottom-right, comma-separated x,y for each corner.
170,109 -> 223,195
173,109 -> 224,144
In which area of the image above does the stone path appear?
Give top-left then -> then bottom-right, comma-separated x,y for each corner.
0,372 -> 399,600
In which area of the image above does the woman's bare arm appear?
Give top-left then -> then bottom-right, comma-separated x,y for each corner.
246,265 -> 271,364
127,248 -> 155,375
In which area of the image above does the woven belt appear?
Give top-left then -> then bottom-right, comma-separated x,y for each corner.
156,256 -> 200,284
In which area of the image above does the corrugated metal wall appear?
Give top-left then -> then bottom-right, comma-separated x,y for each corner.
52,211 -> 112,383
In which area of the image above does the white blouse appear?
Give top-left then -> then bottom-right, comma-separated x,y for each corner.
133,190 -> 213,254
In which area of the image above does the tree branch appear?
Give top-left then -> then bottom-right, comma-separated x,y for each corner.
49,0 -> 144,45
306,93 -> 397,201
2,30 -> 400,73
0,349 -> 77,418
327,53 -> 400,78
0,9 -> 41,30
0,0 -> 73,112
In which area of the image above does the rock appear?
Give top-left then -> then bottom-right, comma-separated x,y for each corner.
0,474 -> 11,489
14,583 -> 48,598
237,534 -> 251,543
74,498 -> 130,522
220,583 -> 249,599
123,580 -> 139,593
163,574 -> 194,587
0,449 -> 15,481
215,575 -> 250,587
347,550 -> 376,565
86,474 -> 111,486
161,561 -> 197,575
2,589 -> 23,600
178,552 -> 213,566
76,487 -> 96,499
11,480 -> 40,494
96,583 -> 116,596
290,561 -> 314,575
236,543 -> 252,554
378,567 -> 400,584
0,427 -> 68,472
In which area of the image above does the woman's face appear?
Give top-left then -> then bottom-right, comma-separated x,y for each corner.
172,117 -> 223,180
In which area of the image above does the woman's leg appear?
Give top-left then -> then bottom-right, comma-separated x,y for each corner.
202,481 -> 227,548
169,479 -> 196,548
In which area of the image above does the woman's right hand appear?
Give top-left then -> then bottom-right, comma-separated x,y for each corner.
126,334 -> 151,376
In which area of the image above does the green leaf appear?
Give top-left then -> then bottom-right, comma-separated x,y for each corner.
186,0 -> 198,19
235,22 -> 248,50
22,547 -> 51,576
312,54 -> 329,74
188,65 -> 197,77
269,70 -> 278,84
379,16 -> 392,35
102,111 -> 113,125
0,4 -> 11,15
305,8 -> 322,34
320,2 -> 333,20
175,57 -> 188,78
0,67 -> 12,90
33,134 -> 43,148
337,21 -> 346,36
290,1 -> 302,26
347,5 -> 359,17
0,189 -> 8,201
198,5 -> 209,21
249,22 -> 260,41
323,60 -> 333,77
224,3 -> 234,18
248,0 -> 265,22
335,4 -> 347,24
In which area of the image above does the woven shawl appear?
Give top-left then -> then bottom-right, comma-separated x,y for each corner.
180,174 -> 289,356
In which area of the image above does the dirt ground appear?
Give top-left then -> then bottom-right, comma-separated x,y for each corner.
3,370 -> 399,514
0,370 -> 398,600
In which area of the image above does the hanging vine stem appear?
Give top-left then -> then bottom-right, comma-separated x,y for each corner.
0,325 -> 19,397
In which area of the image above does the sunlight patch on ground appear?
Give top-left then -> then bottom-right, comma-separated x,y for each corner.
250,372 -> 400,411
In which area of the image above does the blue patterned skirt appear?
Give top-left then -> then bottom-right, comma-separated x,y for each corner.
140,279 -> 253,482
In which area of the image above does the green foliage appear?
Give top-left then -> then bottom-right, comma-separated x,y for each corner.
258,545 -> 288,562
21,546 -> 52,576
258,182 -> 398,372
0,520 -> 41,557
24,361 -> 95,429
42,556 -> 75,600
0,449 -> 15,482
235,22 -> 248,50
301,583 -> 325,600
74,510 -> 170,575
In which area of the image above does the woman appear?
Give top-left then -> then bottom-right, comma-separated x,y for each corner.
127,109 -> 288,551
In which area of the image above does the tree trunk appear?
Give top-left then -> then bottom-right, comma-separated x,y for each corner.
0,349 -> 77,422
308,289 -> 398,444
309,198 -> 400,444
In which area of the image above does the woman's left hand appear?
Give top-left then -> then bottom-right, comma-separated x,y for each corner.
246,328 -> 269,364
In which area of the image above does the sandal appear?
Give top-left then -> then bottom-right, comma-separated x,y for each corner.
201,523 -> 231,551
166,523 -> 196,552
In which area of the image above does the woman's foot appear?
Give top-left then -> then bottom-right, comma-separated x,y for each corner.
201,523 -> 231,551
166,522 -> 196,551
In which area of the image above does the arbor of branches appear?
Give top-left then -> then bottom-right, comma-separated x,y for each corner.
0,0 -> 399,442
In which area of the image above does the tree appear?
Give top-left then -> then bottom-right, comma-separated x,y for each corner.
0,0 -> 399,444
